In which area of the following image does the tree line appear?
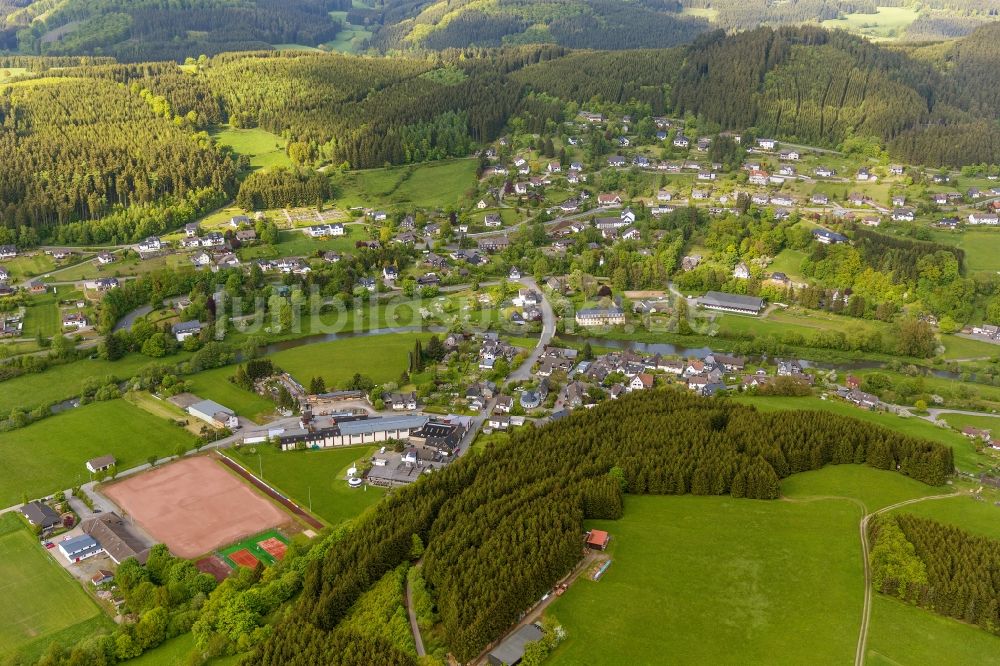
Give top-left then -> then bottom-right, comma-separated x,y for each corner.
870,513 -> 1000,634
250,389 -> 953,663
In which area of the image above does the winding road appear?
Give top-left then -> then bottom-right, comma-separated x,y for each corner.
507,276 -> 556,382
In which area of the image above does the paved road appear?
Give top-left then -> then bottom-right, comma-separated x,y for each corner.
508,277 -> 556,382
114,295 -> 188,332
854,493 -> 957,666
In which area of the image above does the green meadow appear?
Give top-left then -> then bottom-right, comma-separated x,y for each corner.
211,126 -> 291,171
548,465 -> 997,664
268,331 -> 429,388
228,445 -> 384,526
335,159 -> 479,209
0,514 -> 111,661
0,399 -> 196,505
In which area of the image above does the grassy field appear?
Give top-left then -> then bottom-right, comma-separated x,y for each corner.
0,353 -> 189,414
931,229 -> 1000,274
780,464 -> 945,511
268,332 -> 428,388
335,159 -> 478,209
767,248 -> 808,281
0,514 -> 109,660
123,633 -> 242,666
2,253 -> 56,280
185,365 -> 275,423
938,412 -> 1000,433
239,228 -> 359,261
940,334 -> 1000,360
889,491 -> 1000,541
734,395 -> 985,473
125,391 -> 203,435
211,126 -> 290,170
324,22 -> 372,53
228,445 -> 384,526
20,289 -> 61,338
549,465 -> 982,664
867,594 -> 1000,665
548,493 -> 863,664
821,6 -> 920,40
0,399 -> 196,505
714,306 -> 890,339
55,252 -> 194,282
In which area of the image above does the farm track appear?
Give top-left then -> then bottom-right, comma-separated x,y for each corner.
854,492 -> 958,666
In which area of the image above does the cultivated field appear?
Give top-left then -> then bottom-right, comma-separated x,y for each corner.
103,456 -> 291,558
0,514 -> 108,660
0,399 -> 197,506
229,445 -> 383,526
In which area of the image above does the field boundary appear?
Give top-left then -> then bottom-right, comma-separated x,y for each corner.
215,451 -> 324,530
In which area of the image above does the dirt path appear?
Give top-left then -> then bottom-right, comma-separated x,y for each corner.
215,452 -> 325,530
405,561 -> 427,658
854,493 -> 957,666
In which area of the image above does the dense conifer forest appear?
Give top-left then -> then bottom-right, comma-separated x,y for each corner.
870,514 -> 1000,633
250,390 -> 952,664
1,0 -> 351,61
3,25 -> 1000,243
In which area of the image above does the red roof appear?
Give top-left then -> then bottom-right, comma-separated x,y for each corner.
586,529 -> 610,548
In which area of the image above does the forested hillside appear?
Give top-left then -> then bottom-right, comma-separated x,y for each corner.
0,0 -> 350,61
250,390 -> 952,664
3,25 -> 1000,244
668,25 -> 1000,165
0,74 -> 239,245
359,0 -> 712,51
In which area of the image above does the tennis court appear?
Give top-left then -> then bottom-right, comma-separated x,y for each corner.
218,529 -> 290,568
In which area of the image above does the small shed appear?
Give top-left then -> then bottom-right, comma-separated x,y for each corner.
86,455 -> 116,474
586,529 -> 611,551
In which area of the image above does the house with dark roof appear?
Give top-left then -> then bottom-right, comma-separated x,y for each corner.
20,501 -> 61,531
698,291 -> 764,315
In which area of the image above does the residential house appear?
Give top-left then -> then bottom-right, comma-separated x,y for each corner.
629,373 -> 654,391
20,501 -> 61,531
757,138 -> 777,150
137,236 -> 161,253
673,135 -> 689,148
86,455 -> 116,474
778,149 -> 800,160
0,245 -> 17,260
733,262 -> 751,279
969,213 -> 1000,226
172,320 -> 203,342
891,208 -> 915,222
813,228 -> 848,244
598,193 -> 622,207
96,252 -> 115,265
607,156 -> 627,167
62,313 -> 89,330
